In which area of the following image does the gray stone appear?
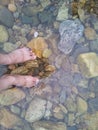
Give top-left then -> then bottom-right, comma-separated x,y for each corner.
0,6 -> 14,27
58,19 -> 84,54
40,0 -> 51,8
22,5 -> 43,17
38,10 -> 55,25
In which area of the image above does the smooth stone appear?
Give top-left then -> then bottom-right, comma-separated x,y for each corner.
22,5 -> 43,17
21,15 -> 33,24
0,25 -> 9,43
10,105 -> 21,115
77,52 -> 98,78
0,6 -> 14,27
0,88 -> 26,106
3,42 -> 19,52
31,121 -> 67,130
40,0 -> 51,8
88,97 -> 98,112
32,15 -> 40,26
81,112 -> 98,130
38,10 -> 55,24
68,113 -> 75,126
53,106 -> 65,120
84,27 -> 97,40
78,8 -> 85,22
8,3 -> 17,12
44,101 -> 52,119
0,108 -> 21,129
93,20 -> 98,30
56,3 -> 68,21
25,97 -> 47,122
64,97 -> 77,113
76,96 -> 88,115
89,38 -> 98,53
58,19 -> 84,54
68,126 -> 77,130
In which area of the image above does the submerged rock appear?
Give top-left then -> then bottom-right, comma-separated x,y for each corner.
77,52 -> 98,78
58,19 -> 84,54
56,3 -> 68,21
25,97 -> 47,122
31,120 -> 67,130
0,88 -> 25,106
0,108 -> 21,129
0,6 -> 14,27
0,25 -> 9,43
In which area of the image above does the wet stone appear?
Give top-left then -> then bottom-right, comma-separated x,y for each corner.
88,97 -> 98,112
77,52 -> 98,78
76,96 -> 88,115
0,6 -> 14,27
0,88 -> 25,106
25,97 -> 47,122
31,120 -> 67,130
58,19 -> 84,54
0,25 -> 9,43
0,108 -> 21,129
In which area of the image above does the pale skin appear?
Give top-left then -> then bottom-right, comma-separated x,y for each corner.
0,47 -> 39,91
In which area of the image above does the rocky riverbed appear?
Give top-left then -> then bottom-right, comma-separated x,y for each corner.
0,0 -> 98,130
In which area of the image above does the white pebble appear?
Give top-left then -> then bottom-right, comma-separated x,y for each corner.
34,31 -> 39,38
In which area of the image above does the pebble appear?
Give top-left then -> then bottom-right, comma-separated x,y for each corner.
40,0 -> 51,8
58,19 -> 84,54
22,5 -> 43,17
81,112 -> 98,130
56,3 -> 68,21
77,52 -> 98,78
31,121 -> 67,130
0,25 -> 9,43
0,6 -> 14,27
25,97 -> 47,122
84,27 -> 97,40
0,88 -> 25,106
76,96 -> 88,115
89,38 -> 98,52
3,42 -> 18,52
8,3 -> 17,12
0,108 -> 21,129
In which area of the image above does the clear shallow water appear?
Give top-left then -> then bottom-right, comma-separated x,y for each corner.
0,0 -> 98,130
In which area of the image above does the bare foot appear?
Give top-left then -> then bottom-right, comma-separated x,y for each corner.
0,75 -> 39,91
8,47 -> 36,64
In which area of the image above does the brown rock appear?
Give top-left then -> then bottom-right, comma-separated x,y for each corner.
0,108 -> 21,129
27,37 -> 48,58
84,27 -> 97,40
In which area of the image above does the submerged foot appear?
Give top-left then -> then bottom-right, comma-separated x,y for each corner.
7,47 -> 36,64
0,75 -> 39,91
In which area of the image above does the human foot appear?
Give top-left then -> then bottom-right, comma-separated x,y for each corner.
13,75 -> 39,88
8,47 -> 36,64
0,75 -> 39,91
